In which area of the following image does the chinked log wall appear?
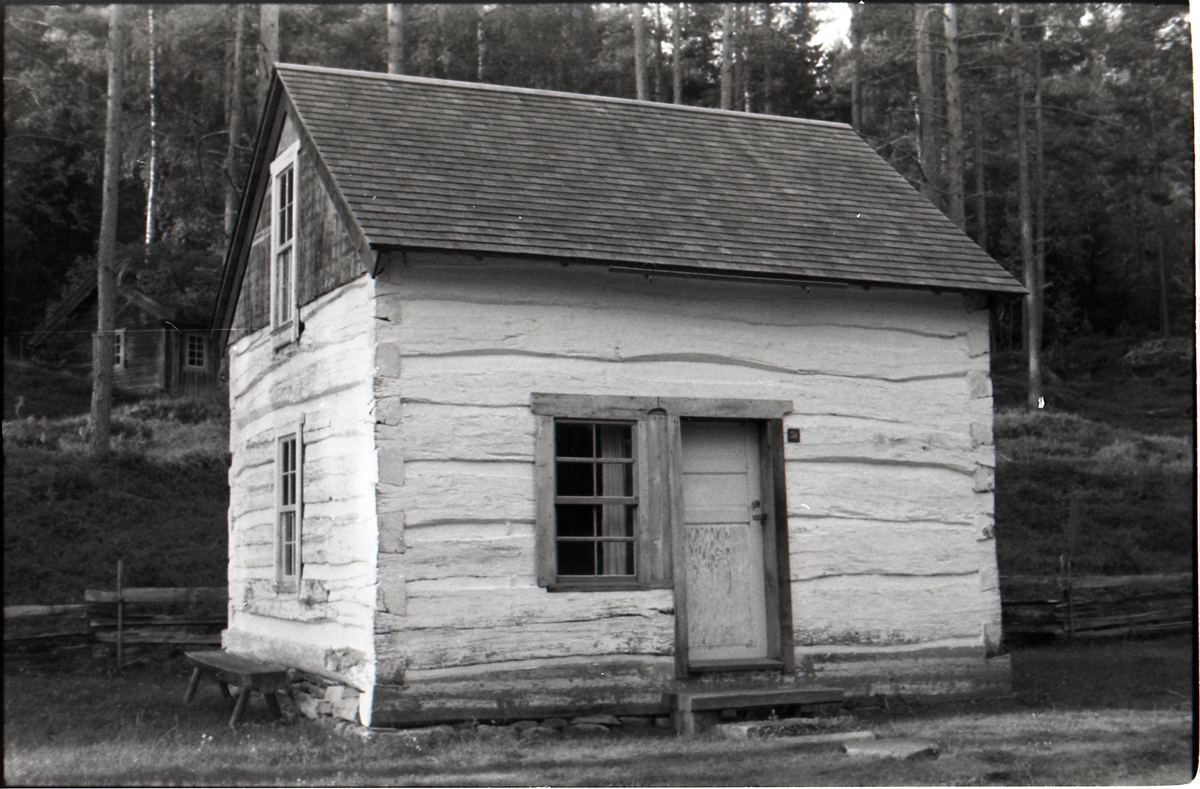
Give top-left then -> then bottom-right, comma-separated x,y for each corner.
371,253 -> 1000,688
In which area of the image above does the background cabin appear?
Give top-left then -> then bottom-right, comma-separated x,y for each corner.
213,64 -> 1025,727
29,275 -> 219,400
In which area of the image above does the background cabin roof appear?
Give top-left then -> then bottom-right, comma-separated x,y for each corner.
270,63 -> 1023,294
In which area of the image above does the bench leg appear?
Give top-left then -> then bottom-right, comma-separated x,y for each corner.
264,692 -> 282,720
229,686 -> 251,727
217,680 -> 233,702
184,668 -> 203,703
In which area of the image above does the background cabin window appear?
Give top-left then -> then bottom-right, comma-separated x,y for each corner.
270,140 -> 300,346
185,334 -> 206,369
554,421 -> 637,578
112,329 -> 126,370
276,429 -> 302,592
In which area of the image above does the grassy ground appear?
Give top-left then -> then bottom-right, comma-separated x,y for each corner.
3,636 -> 1195,786
3,361 -> 230,603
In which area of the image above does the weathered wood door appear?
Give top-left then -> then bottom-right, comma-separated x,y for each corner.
680,420 -> 769,663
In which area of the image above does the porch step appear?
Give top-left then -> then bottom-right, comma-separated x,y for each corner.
669,687 -> 845,735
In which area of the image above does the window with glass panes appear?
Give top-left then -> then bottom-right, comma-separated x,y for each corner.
276,433 -> 300,590
554,421 -> 637,578
270,140 -> 299,346
185,334 -> 206,369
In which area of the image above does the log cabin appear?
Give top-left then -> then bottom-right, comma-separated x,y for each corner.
212,64 -> 1025,728
28,274 -> 219,399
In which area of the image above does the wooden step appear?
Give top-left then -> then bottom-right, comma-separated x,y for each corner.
669,687 -> 845,735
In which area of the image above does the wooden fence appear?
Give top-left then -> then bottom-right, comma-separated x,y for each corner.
1001,574 -> 1195,639
5,587 -> 227,659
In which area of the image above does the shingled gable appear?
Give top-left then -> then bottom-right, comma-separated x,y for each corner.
214,64 -> 1021,341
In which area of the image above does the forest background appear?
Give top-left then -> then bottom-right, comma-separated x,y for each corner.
4,2 -> 1194,365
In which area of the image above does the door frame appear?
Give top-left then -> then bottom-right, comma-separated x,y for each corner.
668,409 -> 794,678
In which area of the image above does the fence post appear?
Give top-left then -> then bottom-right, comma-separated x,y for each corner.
116,559 -> 124,669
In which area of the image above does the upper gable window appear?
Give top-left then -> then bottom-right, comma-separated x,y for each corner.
270,140 -> 300,348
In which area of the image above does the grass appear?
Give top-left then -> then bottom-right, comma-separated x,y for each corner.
3,636 -> 1195,786
3,361 -> 231,604
3,358 -> 142,421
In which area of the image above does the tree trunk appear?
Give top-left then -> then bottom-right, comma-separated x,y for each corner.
850,3 -> 862,130
257,4 -> 279,111
224,4 -> 246,239
673,3 -> 683,104
915,5 -> 938,204
1034,24 -> 1046,339
972,86 -> 987,249
477,5 -> 485,82
387,4 -> 404,75
762,3 -> 775,115
943,3 -> 964,229
633,3 -> 648,101
1147,92 -> 1170,336
1014,8 -> 1042,410
92,3 -> 125,456
720,4 -> 733,110
144,6 -> 157,246
653,3 -> 665,101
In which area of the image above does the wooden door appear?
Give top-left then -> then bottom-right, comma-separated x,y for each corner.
680,420 -> 769,663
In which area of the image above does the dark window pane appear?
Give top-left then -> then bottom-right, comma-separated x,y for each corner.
558,540 -> 596,576
556,422 -> 593,459
556,462 -> 595,496
556,504 -> 596,538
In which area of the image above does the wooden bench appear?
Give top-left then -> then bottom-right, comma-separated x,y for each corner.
183,650 -> 290,727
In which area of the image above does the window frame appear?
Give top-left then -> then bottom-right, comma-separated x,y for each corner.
275,420 -> 304,595
112,328 -> 126,371
269,140 -> 300,349
184,333 -> 206,370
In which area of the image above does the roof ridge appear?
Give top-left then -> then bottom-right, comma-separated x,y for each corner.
274,62 -> 853,131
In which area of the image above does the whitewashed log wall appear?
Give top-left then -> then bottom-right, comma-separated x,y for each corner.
224,271 -> 379,696
372,253 -> 1001,686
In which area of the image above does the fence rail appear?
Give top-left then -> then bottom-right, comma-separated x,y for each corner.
1001,573 -> 1194,639
5,586 -> 227,657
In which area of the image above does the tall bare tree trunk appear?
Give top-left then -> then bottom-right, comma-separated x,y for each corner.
92,4 -> 125,456
720,4 -> 733,110
915,5 -> 937,204
850,3 -> 862,130
477,5 -> 485,81
225,4 -> 246,238
762,3 -> 775,115
144,6 -> 157,246
653,3 -> 665,101
1147,93 -> 1170,336
673,3 -> 683,104
633,3 -> 648,100
387,4 -> 404,75
943,3 -> 964,229
973,87 -> 987,249
1014,8 -> 1042,410
257,4 -> 279,111
1034,24 -> 1046,340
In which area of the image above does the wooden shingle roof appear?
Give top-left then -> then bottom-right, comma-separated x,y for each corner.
275,63 -> 1023,294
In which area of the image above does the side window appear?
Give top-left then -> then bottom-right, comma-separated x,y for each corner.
185,334 -> 206,369
553,421 -> 637,579
112,329 -> 126,370
276,425 -> 303,593
270,140 -> 300,348
533,395 -> 672,592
